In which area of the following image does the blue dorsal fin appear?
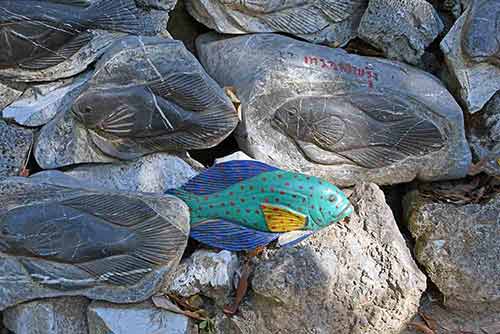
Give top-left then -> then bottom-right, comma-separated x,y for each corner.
178,160 -> 279,195
190,219 -> 280,251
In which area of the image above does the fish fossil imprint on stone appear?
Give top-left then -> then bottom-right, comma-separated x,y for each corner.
0,180 -> 188,289
272,89 -> 447,169
71,67 -> 238,160
0,0 -> 144,70
168,160 -> 353,251
214,0 -> 365,34
462,0 -> 500,67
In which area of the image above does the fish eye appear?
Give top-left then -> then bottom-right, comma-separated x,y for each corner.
328,195 -> 337,202
84,106 -> 93,113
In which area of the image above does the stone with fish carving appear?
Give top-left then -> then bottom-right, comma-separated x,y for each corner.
441,0 -> 500,113
0,0 -> 174,82
196,33 -> 471,186
35,36 -> 238,168
0,171 -> 189,311
185,0 -> 368,47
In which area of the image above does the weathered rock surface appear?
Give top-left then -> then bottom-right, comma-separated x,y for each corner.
167,250 -> 239,305
0,121 -> 33,180
3,297 -> 89,334
402,293 -> 500,334
2,72 -> 92,127
441,1 -> 500,113
358,0 -> 444,65
37,36 -> 237,167
186,0 -> 368,47
468,91 -> 500,176
60,153 -> 199,193
35,110 -> 118,169
404,185 -> 500,313
197,33 -> 471,187
0,173 -> 190,311
0,83 -> 23,111
88,301 -> 196,334
216,183 -> 427,334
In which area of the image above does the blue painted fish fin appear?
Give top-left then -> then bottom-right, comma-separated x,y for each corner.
277,230 -> 314,248
175,160 -> 279,195
190,219 -> 280,252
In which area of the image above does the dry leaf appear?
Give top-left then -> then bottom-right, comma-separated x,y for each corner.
409,321 -> 435,334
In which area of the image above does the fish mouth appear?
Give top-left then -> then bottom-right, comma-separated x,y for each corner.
333,202 -> 353,223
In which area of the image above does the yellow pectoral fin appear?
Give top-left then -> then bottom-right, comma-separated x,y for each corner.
261,203 -> 307,232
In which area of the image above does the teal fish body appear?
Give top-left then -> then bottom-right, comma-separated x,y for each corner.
177,170 -> 350,232
168,160 -> 352,251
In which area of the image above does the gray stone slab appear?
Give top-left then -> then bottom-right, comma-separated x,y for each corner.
0,121 -> 33,180
0,83 -> 23,112
0,173 -> 189,311
88,301 -> 195,334
36,153 -> 199,193
3,297 -> 89,334
3,72 -> 92,127
197,33 -> 471,187
186,0 -> 368,47
404,185 -> 500,313
468,92 -> 500,176
358,0 -> 444,65
166,250 -> 238,306
440,1 -> 500,113
36,36 -> 237,168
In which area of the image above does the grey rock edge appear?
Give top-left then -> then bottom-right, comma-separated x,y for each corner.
358,0 -> 444,65
404,185 -> 500,313
3,297 -> 90,334
0,121 -> 34,181
166,249 -> 239,307
210,183 -> 426,334
441,5 -> 500,113
196,33 -> 471,187
87,301 -> 196,334
467,91 -> 500,176
3,72 -> 92,127
0,174 -> 190,311
186,0 -> 368,47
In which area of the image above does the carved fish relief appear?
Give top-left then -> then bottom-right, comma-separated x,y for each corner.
71,71 -> 239,160
0,179 -> 188,289
217,0 -> 366,34
462,0 -> 500,66
0,0 -> 144,70
272,90 -> 446,168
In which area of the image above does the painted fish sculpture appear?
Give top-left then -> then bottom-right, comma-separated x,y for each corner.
462,0 -> 500,66
0,0 -> 143,70
272,90 -> 446,169
218,0 -> 365,34
0,175 -> 189,288
168,160 -> 353,251
72,71 -> 238,160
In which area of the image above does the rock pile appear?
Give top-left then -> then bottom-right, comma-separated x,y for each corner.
0,0 -> 498,333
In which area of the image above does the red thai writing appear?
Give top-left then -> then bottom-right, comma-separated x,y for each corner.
304,56 -> 379,88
